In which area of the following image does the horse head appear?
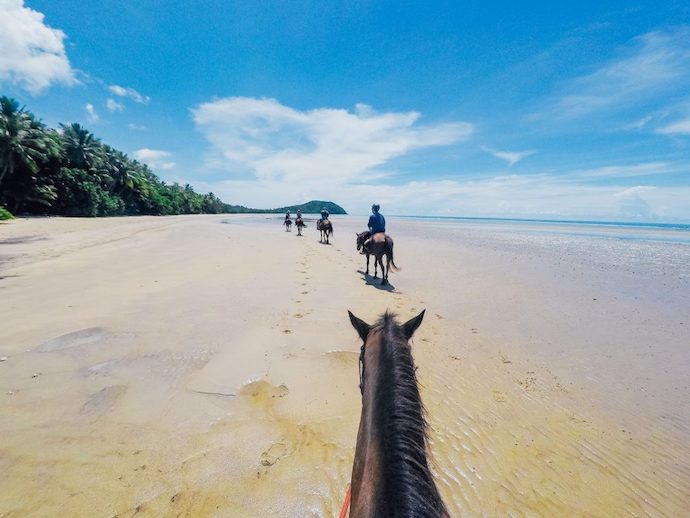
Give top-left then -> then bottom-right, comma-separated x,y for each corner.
356,231 -> 367,251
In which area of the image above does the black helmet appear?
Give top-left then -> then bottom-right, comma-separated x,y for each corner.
372,203 -> 380,212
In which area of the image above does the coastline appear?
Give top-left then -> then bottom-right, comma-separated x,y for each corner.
1,214 -> 689,516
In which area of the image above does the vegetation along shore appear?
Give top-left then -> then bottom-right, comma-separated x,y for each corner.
0,96 -> 345,219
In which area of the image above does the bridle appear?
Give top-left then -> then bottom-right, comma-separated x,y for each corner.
358,343 -> 365,395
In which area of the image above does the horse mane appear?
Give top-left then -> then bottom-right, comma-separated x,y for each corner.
370,312 -> 447,517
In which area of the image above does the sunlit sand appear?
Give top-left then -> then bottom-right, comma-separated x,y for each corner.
1,215 -> 689,516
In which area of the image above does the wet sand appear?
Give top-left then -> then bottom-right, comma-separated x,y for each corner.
1,214 -> 689,516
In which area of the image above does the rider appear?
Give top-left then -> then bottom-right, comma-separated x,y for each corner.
320,208 -> 329,221
362,203 -> 385,250
368,203 -> 385,234
285,210 -> 291,222
296,209 -> 302,220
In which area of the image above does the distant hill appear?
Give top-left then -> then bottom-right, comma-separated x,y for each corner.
224,200 -> 347,214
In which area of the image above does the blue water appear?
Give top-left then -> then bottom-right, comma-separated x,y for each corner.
390,215 -> 690,245
395,215 -> 690,231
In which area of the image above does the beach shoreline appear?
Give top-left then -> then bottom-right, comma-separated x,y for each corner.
1,214 -> 689,516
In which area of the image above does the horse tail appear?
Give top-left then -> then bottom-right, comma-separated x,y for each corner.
389,241 -> 401,271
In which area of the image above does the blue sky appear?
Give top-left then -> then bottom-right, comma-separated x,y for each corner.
2,0 -> 690,220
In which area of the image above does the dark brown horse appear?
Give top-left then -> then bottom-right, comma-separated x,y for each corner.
356,231 -> 399,285
283,218 -> 292,232
295,217 -> 307,236
347,310 -> 449,517
317,219 -> 333,244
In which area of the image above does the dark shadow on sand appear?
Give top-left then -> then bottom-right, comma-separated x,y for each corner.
358,270 -> 396,292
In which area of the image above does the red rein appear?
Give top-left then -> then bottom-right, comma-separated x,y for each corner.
339,484 -> 351,518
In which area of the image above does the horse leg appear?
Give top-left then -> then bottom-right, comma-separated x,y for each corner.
373,256 -> 378,278
379,256 -> 386,284
365,254 -> 370,275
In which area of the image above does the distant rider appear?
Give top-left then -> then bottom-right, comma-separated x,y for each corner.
320,208 -> 329,221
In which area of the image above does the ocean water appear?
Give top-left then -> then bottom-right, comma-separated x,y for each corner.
393,215 -> 690,244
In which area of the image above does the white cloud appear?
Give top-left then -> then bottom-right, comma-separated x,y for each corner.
108,84 -> 150,104
128,123 -> 147,131
190,173 -> 690,221
0,0 -> 76,93
569,161 -> 679,179
482,146 -> 536,166
106,98 -> 125,112
613,186 -> 657,219
657,118 -> 690,135
133,148 -> 175,170
85,103 -> 99,123
191,97 -> 473,184
545,28 -> 690,119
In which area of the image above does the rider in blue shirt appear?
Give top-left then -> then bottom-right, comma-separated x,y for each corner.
368,204 -> 385,234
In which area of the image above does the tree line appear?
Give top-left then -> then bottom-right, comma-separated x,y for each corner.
0,96 -> 234,218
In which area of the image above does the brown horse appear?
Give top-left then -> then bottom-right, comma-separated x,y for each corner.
317,219 -> 333,243
295,217 -> 307,236
347,310 -> 449,517
283,218 -> 292,232
356,231 -> 399,285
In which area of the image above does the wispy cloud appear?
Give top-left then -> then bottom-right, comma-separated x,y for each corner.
85,103 -> 99,124
108,84 -> 150,104
542,27 -> 690,120
191,97 -> 473,184
482,146 -> 536,166
566,161 -> 680,179
0,0 -> 76,93
128,123 -> 147,131
106,98 -> 125,112
657,117 -> 690,135
133,148 -> 174,170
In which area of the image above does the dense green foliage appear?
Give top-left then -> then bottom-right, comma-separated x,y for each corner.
0,96 -> 346,217
0,96 -> 236,216
276,200 -> 346,214
223,200 -> 347,214
0,206 -> 13,220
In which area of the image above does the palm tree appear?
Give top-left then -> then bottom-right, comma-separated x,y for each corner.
103,147 -> 136,195
59,122 -> 103,171
0,96 -> 52,192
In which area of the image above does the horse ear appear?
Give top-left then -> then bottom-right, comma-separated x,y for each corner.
348,311 -> 371,342
402,310 -> 425,340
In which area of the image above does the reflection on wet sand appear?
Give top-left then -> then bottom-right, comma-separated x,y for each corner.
1,215 -> 689,516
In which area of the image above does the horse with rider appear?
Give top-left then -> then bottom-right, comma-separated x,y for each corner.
356,204 -> 398,285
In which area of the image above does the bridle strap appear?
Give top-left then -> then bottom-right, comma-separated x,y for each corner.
358,344 -> 365,395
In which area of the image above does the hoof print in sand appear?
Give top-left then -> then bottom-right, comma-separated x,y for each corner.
492,390 -> 507,403
260,442 -> 288,466
240,381 -> 289,403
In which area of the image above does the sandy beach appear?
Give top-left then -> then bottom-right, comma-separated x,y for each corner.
1,214 -> 689,517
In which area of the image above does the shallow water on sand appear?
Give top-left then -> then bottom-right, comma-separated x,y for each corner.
1,215 -> 689,516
